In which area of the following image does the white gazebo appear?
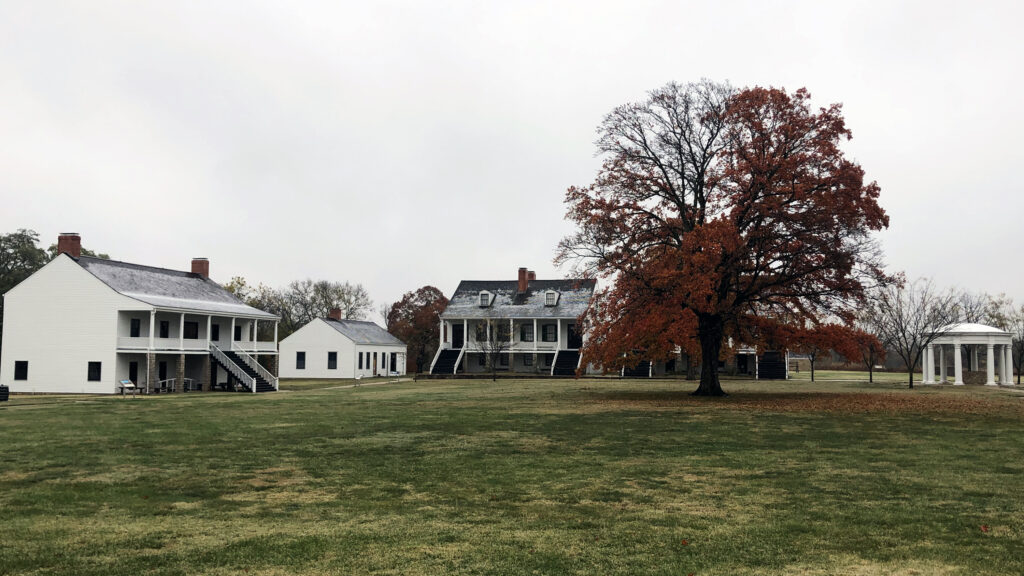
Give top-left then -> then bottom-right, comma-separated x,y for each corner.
922,323 -> 1014,386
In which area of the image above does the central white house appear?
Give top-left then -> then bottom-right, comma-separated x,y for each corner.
0,233 -> 280,394
278,309 -> 407,379
430,268 -> 596,376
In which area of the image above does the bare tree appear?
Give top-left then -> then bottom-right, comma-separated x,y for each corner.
285,279 -> 372,324
477,319 -> 511,381
863,278 -> 956,388
1006,304 -> 1024,385
950,289 -> 990,324
379,302 -> 394,330
950,289 -> 1012,327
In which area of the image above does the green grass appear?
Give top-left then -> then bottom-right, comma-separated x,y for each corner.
788,369 -> 910,383
1,377 -> 1023,575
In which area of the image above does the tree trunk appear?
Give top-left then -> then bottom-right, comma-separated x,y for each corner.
810,357 -> 815,382
692,314 -> 726,396
908,367 -> 914,389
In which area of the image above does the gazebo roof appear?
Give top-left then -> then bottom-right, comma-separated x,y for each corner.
935,323 -> 1011,335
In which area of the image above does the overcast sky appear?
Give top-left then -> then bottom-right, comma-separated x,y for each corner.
2,0 -> 1022,317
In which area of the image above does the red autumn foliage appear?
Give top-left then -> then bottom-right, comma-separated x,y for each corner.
558,82 -> 888,396
385,286 -> 448,373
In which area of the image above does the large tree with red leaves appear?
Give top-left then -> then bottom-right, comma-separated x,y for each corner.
386,286 -> 448,374
557,81 -> 888,395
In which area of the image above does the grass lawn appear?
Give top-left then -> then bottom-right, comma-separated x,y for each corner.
1,377 -> 1023,575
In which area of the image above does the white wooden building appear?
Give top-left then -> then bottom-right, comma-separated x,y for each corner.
430,268 -> 596,376
0,233 -> 280,394
278,309 -> 407,379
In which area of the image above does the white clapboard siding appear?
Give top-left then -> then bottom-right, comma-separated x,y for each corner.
1,254 -> 149,393
279,319 -> 406,379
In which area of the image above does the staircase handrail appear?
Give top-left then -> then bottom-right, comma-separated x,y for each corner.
551,350 -> 560,376
428,346 -> 445,374
453,348 -> 465,374
232,346 -> 279,391
211,344 -> 257,393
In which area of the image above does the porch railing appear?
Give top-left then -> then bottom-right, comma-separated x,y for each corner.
233,348 -> 279,391
210,344 -> 257,393
232,341 -> 278,353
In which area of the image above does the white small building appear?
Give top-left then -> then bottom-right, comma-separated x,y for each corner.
0,233 -> 280,394
278,309 -> 407,379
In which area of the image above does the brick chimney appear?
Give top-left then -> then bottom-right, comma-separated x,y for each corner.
191,258 -> 209,278
57,233 -> 82,259
517,267 -> 528,293
528,271 -> 536,281
328,308 -> 342,321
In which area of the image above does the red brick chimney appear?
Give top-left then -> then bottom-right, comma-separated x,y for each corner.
528,271 -> 536,281
328,308 -> 342,321
191,258 -> 209,278
57,233 -> 81,259
517,267 -> 528,293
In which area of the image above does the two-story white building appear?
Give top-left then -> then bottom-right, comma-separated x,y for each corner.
430,268 -> 596,376
0,233 -> 280,394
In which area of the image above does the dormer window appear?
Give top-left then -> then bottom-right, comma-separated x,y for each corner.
479,291 -> 493,307
545,290 -> 559,306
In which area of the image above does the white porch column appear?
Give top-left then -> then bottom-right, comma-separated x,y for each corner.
253,319 -> 259,351
206,315 -> 212,349
999,344 -> 1008,385
925,344 -> 935,384
149,310 -> 156,349
179,313 -> 185,350
439,317 -> 444,347
463,319 -> 468,352
1006,345 -> 1015,385
230,318 -> 235,351
986,344 -> 996,385
557,319 -> 562,350
274,321 -> 278,346
533,319 -> 538,351
939,345 -> 947,383
953,339 -> 964,385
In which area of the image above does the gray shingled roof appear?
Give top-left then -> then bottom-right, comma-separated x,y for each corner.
323,318 -> 405,346
76,256 -> 278,319
440,279 -> 596,320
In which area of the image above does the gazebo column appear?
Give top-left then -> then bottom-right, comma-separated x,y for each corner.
986,344 -> 996,386
970,346 -> 978,371
1003,342 -> 1011,383
999,344 -> 1007,385
953,339 -> 964,385
1006,345 -> 1016,386
925,344 -> 935,384
939,346 -> 947,383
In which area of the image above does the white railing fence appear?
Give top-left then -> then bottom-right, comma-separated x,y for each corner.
233,348 -> 279,391
210,344 -> 257,393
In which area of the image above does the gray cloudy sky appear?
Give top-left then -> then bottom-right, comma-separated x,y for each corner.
2,0 -> 1022,315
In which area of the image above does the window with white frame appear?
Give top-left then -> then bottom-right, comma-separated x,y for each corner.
545,291 -> 559,306
479,291 -> 491,307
